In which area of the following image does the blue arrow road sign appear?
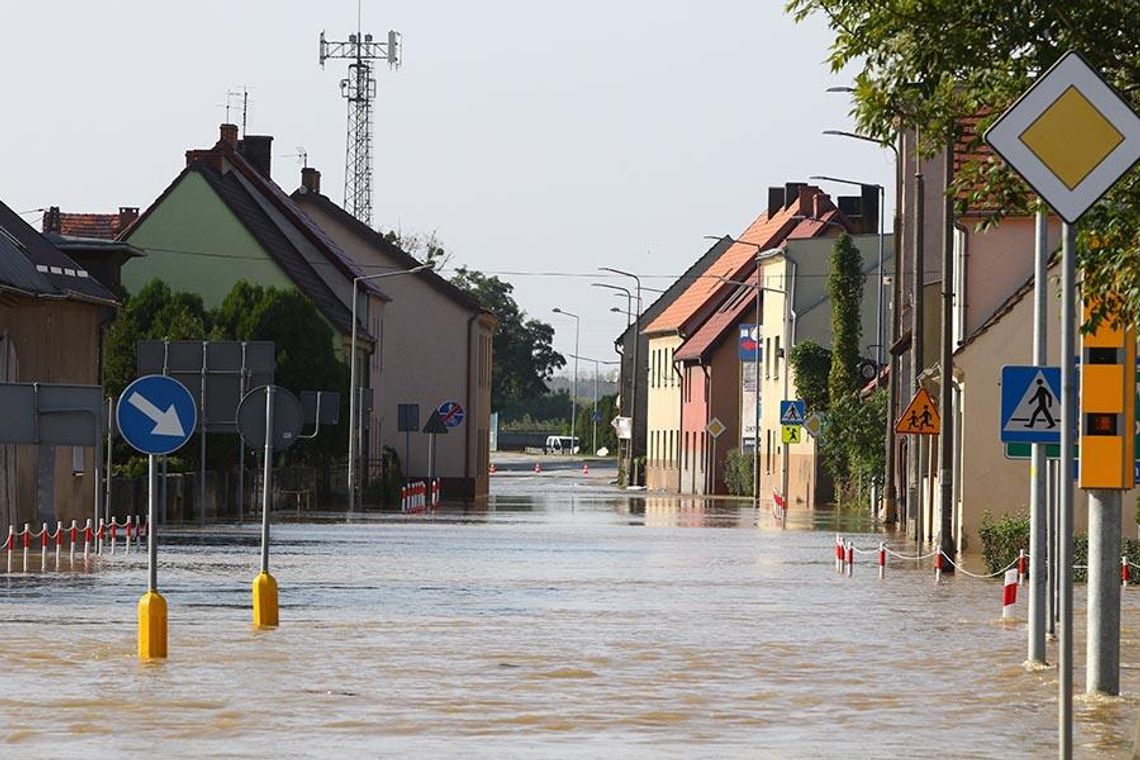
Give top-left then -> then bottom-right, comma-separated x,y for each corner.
1001,365 -> 1062,444
117,374 -> 197,455
779,400 -> 806,426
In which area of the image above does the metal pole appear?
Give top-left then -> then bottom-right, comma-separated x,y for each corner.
148,454 -> 157,592
261,386 -> 274,575
104,397 -> 113,525
199,343 -> 207,528
938,144 -> 956,566
572,317 -> 579,450
886,138 -> 903,525
1086,489 -> 1122,695
1059,221 -> 1075,760
348,279 -> 359,513
592,359 -> 598,455
909,145 -> 925,541
780,277 -> 791,519
753,265 -> 761,502
1029,207 -> 1048,663
1047,457 -> 1056,637
876,185 -> 885,370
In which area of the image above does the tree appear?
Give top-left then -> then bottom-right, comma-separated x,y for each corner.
827,234 -> 864,402
450,266 -> 565,409
790,340 -> 832,414
785,0 -> 1140,327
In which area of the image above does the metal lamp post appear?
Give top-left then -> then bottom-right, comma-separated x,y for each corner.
348,262 -> 431,513
599,267 -> 643,486
568,353 -> 620,456
552,308 -> 581,452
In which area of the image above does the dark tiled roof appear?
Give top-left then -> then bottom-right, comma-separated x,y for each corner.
0,201 -> 118,304
291,189 -> 488,315
674,282 -> 757,363
194,164 -> 367,337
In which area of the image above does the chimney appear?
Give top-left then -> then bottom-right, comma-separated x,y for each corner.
219,123 -> 239,148
43,206 -> 61,234
301,167 -> 322,195
784,182 -> 805,210
118,207 -> 139,235
767,187 -> 785,218
238,135 -> 273,177
812,193 -> 826,221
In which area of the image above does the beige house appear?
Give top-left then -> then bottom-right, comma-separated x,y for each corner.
292,168 -> 497,498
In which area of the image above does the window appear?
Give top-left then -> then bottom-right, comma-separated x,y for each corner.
774,337 -> 781,379
766,430 -> 772,473
765,338 -> 771,379
683,431 -> 689,470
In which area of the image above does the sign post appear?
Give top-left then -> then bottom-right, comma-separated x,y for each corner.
985,49 -> 1140,753
237,385 -> 303,629
117,374 -> 197,661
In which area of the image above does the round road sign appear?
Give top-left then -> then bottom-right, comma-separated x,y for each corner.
117,375 -> 197,456
237,385 -> 304,452
437,401 -> 465,428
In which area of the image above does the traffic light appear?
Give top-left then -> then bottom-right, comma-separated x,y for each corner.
1079,301 -> 1136,490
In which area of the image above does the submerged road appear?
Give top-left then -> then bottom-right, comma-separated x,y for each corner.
0,455 -> 1137,758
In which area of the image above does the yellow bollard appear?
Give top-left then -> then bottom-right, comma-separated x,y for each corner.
252,572 -> 279,628
137,590 -> 168,660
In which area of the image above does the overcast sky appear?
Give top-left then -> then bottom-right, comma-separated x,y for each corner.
3,1 -> 891,373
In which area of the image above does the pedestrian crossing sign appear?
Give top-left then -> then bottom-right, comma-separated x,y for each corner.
781,424 -> 802,445
895,388 -> 941,435
779,400 -> 806,426
1000,365 -> 1062,444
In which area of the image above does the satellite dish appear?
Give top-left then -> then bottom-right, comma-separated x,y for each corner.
858,360 -> 878,381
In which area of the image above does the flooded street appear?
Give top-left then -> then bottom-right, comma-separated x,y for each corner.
2,457 -> 1139,758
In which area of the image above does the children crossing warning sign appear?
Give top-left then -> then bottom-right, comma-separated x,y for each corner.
895,388 -> 941,435
1000,366 -> 1062,444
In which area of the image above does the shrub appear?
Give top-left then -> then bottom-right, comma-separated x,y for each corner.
722,448 -> 754,496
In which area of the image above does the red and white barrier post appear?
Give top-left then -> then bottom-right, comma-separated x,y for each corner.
109,519 -> 118,556
54,521 -> 63,568
40,522 -> 48,568
1003,568 -> 1019,619
845,540 -> 854,577
934,550 -> 943,583
97,518 -> 105,555
22,523 -> 30,571
5,525 -> 12,574
1017,549 -> 1026,586
878,542 -> 886,580
124,516 -> 132,555
835,535 -> 843,574
83,519 -> 92,561
1123,555 -> 1130,587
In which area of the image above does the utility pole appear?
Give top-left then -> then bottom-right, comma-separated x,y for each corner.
319,8 -> 401,228
1029,207 -> 1048,664
909,128 -> 925,543
937,144 -> 956,566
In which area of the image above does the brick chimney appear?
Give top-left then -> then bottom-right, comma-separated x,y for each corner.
43,206 -> 61,234
238,135 -> 273,177
767,187 -> 785,219
219,123 -> 239,148
118,207 -> 139,235
301,167 -> 322,194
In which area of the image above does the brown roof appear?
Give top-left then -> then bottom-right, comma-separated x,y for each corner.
645,185 -> 844,336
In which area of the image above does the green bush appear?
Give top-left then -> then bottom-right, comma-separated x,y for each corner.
722,448 -> 754,496
978,509 -> 1140,582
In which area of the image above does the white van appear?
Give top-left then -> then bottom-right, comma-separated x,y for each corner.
544,435 -> 579,455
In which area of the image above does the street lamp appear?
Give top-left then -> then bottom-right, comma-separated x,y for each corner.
592,283 -> 633,329
348,263 -> 432,513
599,267 -> 643,487
552,307 -> 581,453
567,353 -> 620,455
809,174 -> 887,371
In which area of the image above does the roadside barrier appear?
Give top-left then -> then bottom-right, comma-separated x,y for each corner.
1003,570 -> 1019,619
489,462 -> 497,474
582,463 -> 589,476
400,480 -> 440,513
534,462 -> 542,474
4,516 -> 145,573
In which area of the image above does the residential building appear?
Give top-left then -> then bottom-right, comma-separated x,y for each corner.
41,207 -> 146,293
610,236 -> 732,484
0,200 -> 118,527
291,167 -> 497,498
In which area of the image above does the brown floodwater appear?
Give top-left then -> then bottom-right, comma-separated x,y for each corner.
1,459 -> 1138,758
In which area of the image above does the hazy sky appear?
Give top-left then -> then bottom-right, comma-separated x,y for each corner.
3,1 -> 891,373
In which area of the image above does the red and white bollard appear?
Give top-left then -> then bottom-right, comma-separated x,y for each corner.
69,520 -> 78,565
1123,555 -> 1130,587
432,479 -> 440,507
845,540 -> 854,577
878,542 -> 886,580
534,462 -> 542,474
489,462 -> 497,475
835,535 -> 844,574
96,518 -> 105,555
5,525 -> 13,574
1002,568 -> 1019,619
84,519 -> 93,561
22,523 -> 30,572
54,521 -> 63,569
124,516 -> 132,555
109,519 -> 118,556
40,522 -> 48,569
582,462 -> 589,476
934,550 -> 944,583
1017,549 -> 1026,586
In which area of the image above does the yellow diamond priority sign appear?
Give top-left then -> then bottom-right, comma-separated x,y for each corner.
985,51 -> 1140,223
706,417 -> 726,440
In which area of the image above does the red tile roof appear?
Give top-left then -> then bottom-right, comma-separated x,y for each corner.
645,185 -> 844,337
673,283 -> 757,363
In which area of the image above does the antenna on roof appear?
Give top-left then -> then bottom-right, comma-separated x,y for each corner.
283,147 -> 309,168
318,0 -> 401,228
225,86 -> 251,136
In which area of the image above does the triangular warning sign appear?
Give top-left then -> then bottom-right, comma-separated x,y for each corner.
1002,370 -> 1059,433
423,411 -> 449,435
784,406 -> 802,423
895,388 -> 941,435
